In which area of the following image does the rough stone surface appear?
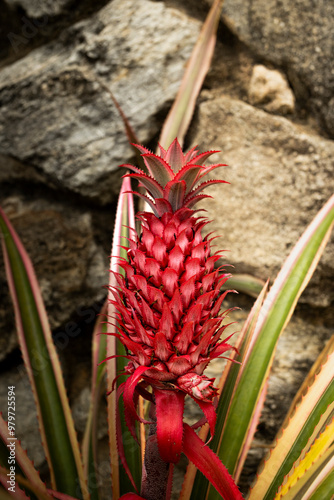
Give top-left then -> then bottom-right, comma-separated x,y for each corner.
0,0 -> 200,203
191,94 -> 334,307
248,64 -> 295,115
5,0 -> 73,18
0,193 -> 108,361
218,0 -> 334,136
0,366 -> 45,467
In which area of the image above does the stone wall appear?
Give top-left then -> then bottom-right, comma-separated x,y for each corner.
0,0 -> 333,496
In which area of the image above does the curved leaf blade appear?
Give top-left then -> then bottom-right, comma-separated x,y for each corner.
276,419 -> 334,499
82,301 -> 108,500
0,414 -> 51,500
249,352 -> 334,500
306,459 -> 334,500
188,281 -> 268,500
204,195 -> 334,500
159,0 -> 224,148
221,274 -> 266,298
183,424 -> 243,500
106,177 -> 141,499
0,208 -> 88,499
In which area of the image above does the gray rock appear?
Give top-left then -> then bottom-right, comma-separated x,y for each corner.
217,0 -> 334,136
248,64 -> 295,115
5,0 -> 72,18
0,194 -> 108,361
0,0 -> 201,203
191,94 -> 334,308
0,366 -> 45,467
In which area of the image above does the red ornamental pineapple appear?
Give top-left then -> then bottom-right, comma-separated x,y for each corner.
110,138 -> 236,465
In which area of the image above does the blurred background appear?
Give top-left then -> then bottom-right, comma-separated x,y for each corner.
0,0 -> 333,496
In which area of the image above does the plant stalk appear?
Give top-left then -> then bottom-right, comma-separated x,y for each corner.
140,405 -> 172,500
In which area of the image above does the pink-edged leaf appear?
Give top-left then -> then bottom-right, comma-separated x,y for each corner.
185,194 -> 212,209
198,163 -> 228,181
132,143 -> 154,156
165,180 -> 187,211
154,389 -> 185,463
123,368 -> 152,435
82,299 -> 108,500
126,173 -> 164,199
185,179 -> 229,202
159,0 -> 224,148
106,176 -> 141,499
208,194 -> 334,496
183,145 -> 199,164
180,282 -> 264,500
128,191 -> 160,216
154,198 -> 173,216
187,150 -> 220,166
141,154 -> 174,186
0,414 -> 51,498
115,384 -> 140,494
95,87 -> 147,170
121,163 -> 146,175
282,334 -> 334,428
0,464 -> 54,500
248,350 -> 334,500
0,468 -> 29,500
192,399 -> 217,441
174,165 -> 204,194
0,207 -> 87,499
96,84 -> 140,147
165,138 -> 185,172
296,453 -> 334,499
182,424 -> 243,500
234,378 -> 269,483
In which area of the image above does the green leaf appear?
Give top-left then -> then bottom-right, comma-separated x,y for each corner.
159,0 -> 224,148
189,280 -> 268,500
249,354 -> 334,499
0,208 -> 87,500
277,427 -> 334,500
221,274 -> 266,298
307,462 -> 334,500
204,194 -> 334,500
82,301 -> 108,500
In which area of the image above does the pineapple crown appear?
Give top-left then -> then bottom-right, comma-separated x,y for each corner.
121,138 -> 228,216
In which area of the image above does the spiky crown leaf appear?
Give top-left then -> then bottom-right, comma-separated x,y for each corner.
121,138 -> 228,215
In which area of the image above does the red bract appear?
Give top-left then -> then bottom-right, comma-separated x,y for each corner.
108,138 -> 236,466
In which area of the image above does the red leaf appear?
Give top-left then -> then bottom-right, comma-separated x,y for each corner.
188,150 -> 220,166
165,138 -> 185,172
154,389 -> 185,463
168,245 -> 185,275
123,367 -> 152,433
162,268 -> 179,297
169,289 -> 183,324
159,303 -> 175,340
141,153 -> 174,187
174,321 -> 195,354
180,277 -> 197,309
192,398 -> 217,440
182,424 -> 243,500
